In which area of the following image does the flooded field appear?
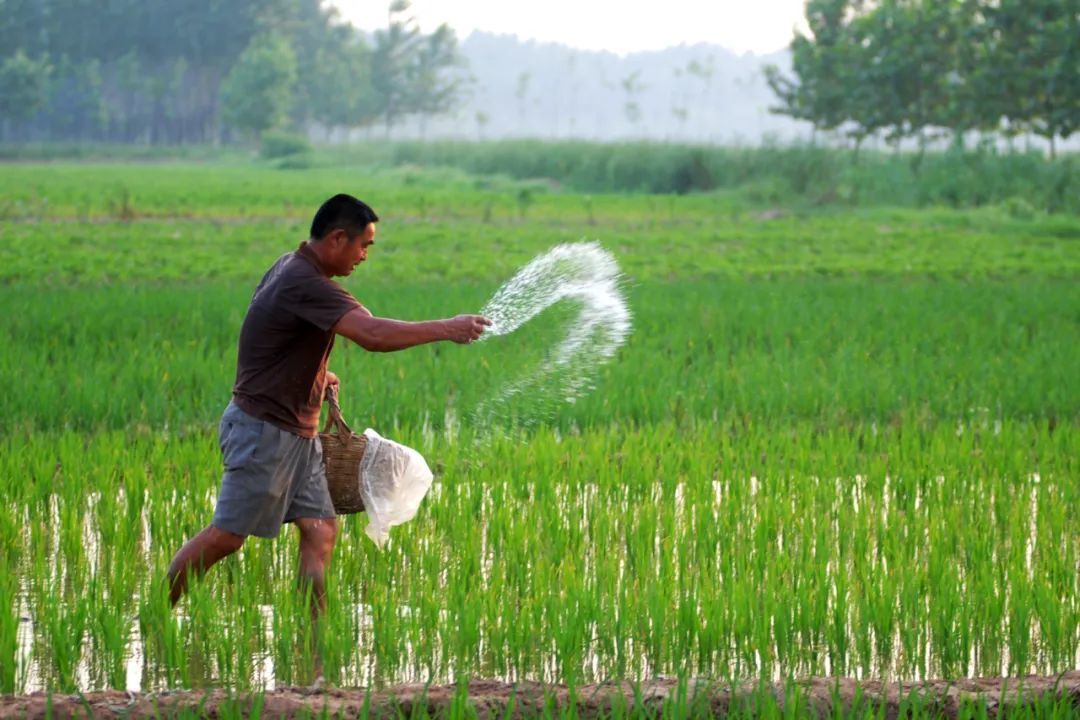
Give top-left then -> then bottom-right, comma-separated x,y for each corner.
0,163 -> 1077,706
5,426 -> 1077,694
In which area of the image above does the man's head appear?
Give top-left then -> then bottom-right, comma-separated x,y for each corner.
309,194 -> 379,276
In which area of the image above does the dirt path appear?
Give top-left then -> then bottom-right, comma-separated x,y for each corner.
2,673 -> 1077,719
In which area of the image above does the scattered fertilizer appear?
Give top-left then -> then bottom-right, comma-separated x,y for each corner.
473,242 -> 631,428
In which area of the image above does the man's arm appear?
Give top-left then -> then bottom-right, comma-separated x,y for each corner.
333,306 -> 490,352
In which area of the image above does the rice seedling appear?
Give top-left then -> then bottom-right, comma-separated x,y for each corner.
0,161 -> 1076,708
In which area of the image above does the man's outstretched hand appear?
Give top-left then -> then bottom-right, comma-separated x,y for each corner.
446,315 -> 492,344
333,308 -> 491,352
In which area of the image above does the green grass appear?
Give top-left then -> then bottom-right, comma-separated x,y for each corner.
0,278 -> 1076,433
0,159 -> 1077,700
382,140 -> 1080,213
4,140 -> 1077,214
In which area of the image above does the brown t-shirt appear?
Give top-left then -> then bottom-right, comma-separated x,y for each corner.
232,242 -> 361,437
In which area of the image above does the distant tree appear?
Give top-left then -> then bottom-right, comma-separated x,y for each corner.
686,57 -> 716,89
847,0 -> 961,167
836,11 -> 893,153
898,2 -> 960,159
371,1 -> 422,136
47,56 -> 107,141
107,51 -> 147,143
370,2 -> 467,137
983,0 -> 1079,158
406,24 -> 467,137
515,71 -> 532,127
0,0 -> 280,144
671,106 -> 689,140
939,0 -> 991,144
278,0 -> 376,137
220,33 -> 298,140
564,51 -> 581,134
765,0 -> 861,138
307,30 -> 378,136
622,70 -> 645,130
0,50 -> 51,138
767,0 -> 1078,158
686,56 -> 716,137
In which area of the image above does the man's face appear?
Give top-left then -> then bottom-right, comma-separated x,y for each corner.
333,223 -> 376,276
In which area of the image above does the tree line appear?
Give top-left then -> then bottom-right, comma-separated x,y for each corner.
765,0 -> 1079,159
0,0 -> 466,143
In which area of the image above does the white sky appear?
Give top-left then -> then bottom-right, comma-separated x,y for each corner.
328,0 -> 808,56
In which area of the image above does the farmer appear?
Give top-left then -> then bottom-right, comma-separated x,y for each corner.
166,193 -> 489,620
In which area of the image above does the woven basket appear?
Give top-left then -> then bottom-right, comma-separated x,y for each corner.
319,385 -> 367,515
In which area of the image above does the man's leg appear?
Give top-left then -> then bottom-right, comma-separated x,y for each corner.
294,517 -> 337,682
294,517 -> 338,619
166,526 -> 246,606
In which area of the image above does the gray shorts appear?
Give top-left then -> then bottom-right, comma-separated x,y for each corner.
212,402 -> 335,539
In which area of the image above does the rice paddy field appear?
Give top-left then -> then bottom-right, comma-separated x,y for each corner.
0,158 -> 1078,717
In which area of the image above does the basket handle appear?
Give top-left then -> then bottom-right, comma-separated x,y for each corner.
322,383 -> 355,437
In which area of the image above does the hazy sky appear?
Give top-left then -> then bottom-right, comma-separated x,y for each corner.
329,0 -> 808,56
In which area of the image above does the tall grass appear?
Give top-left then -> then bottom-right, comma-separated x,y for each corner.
0,141 -> 1075,213
384,140 -> 1080,213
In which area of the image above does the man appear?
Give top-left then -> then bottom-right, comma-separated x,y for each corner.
166,193 -> 489,622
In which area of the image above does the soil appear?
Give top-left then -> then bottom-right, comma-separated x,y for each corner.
2,673 -> 1077,719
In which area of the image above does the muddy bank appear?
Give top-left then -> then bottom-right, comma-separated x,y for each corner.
2,673 -> 1077,718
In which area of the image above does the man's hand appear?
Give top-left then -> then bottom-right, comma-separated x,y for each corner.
324,370 -> 340,399
445,315 -> 492,344
333,308 -> 491,352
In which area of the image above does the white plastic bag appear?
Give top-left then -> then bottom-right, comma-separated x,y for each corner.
358,429 -> 433,548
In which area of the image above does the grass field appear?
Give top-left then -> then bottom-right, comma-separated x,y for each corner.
0,158 -> 1077,714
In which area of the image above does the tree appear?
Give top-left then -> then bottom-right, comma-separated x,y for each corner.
766,0 -> 1078,158
47,56 -> 106,141
279,0 -> 366,132
621,70 -> 645,130
0,50 -> 51,127
475,110 -> 489,140
845,0 -> 961,166
984,0 -> 1080,158
0,0 -> 281,144
220,33 -> 298,140
370,2 -> 468,137
371,1 -> 421,135
891,2 -> 960,159
406,24 -> 467,137
837,10 -> 894,152
515,71 -> 532,128
764,0 -> 863,137
671,106 -> 689,140
942,0 -> 995,142
686,57 -> 715,138
308,28 -> 379,136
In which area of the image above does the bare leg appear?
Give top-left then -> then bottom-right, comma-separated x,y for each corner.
295,517 -> 338,620
295,517 -> 338,679
166,526 -> 246,606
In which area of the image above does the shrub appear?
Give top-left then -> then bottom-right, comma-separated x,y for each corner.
261,131 -> 312,160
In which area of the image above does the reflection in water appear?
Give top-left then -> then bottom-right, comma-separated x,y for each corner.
11,473 -> 1077,694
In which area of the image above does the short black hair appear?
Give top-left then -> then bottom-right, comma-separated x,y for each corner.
310,194 -> 379,240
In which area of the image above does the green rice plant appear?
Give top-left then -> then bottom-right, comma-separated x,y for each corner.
138,579 -> 189,690
0,560 -> 20,693
3,274 -> 1077,435
33,581 -> 89,691
87,573 -> 134,689
1,160 -> 1077,699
